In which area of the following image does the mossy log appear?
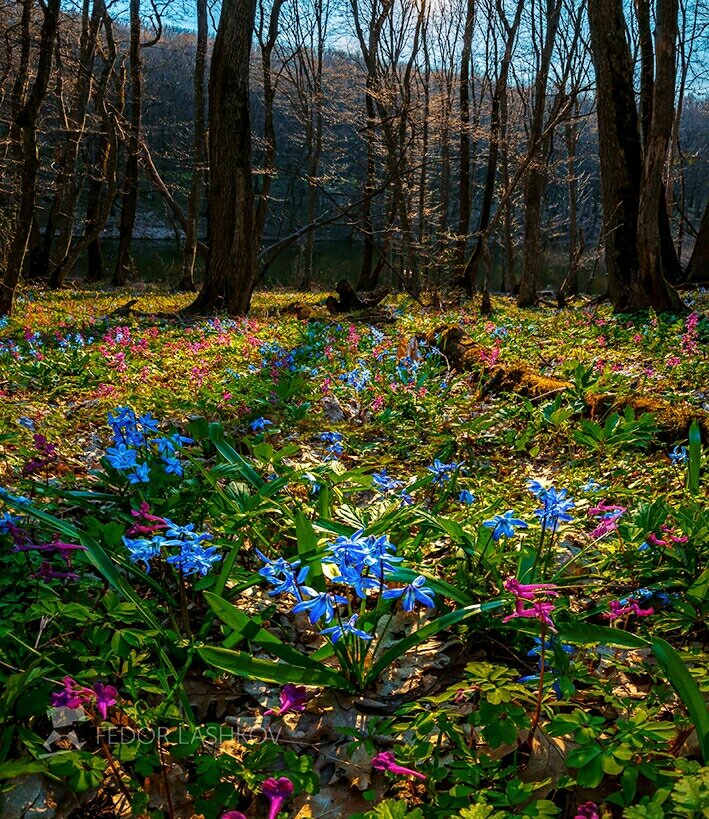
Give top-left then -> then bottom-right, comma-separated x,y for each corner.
429,325 -> 709,441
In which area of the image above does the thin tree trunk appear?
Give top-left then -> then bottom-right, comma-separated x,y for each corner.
178,0 -> 208,291
187,0 -> 257,314
0,0 -> 60,315
632,0 -> 684,310
113,0 -> 141,286
455,0 -> 475,289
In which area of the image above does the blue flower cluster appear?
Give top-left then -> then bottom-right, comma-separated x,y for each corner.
256,529 -> 436,645
105,407 -> 192,482
527,481 -> 575,529
319,431 -> 344,459
124,521 -> 219,576
427,459 -> 463,486
341,363 -> 372,392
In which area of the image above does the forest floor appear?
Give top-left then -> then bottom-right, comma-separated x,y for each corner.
0,284 -> 708,819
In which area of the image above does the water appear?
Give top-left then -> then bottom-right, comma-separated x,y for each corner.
74,239 -> 606,294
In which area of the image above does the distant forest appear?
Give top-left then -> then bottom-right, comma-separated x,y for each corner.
1,0 -> 708,315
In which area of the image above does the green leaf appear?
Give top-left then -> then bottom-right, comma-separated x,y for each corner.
651,637 -> 709,763
210,432 -> 265,489
197,646 -> 356,691
365,601 -> 503,686
204,592 -> 353,688
556,623 -> 649,649
688,420 -> 702,495
0,760 -> 48,779
295,511 -> 325,591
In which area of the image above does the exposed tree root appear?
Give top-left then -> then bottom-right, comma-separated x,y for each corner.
429,325 -> 708,441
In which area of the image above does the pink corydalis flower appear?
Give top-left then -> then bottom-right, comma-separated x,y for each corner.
221,813 -> 247,819
603,600 -> 654,620
50,677 -> 118,720
128,502 -> 168,536
588,500 -> 626,517
371,751 -> 427,780
503,600 -> 557,630
574,802 -> 600,819
262,777 -> 294,819
504,578 -> 559,601
264,684 -> 307,717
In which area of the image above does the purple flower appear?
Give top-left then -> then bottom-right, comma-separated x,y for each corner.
262,777 -> 294,819
264,684 -> 307,717
371,751 -> 427,780
504,578 -> 559,601
574,802 -> 600,819
503,600 -> 556,629
221,813 -> 247,819
93,683 -> 118,720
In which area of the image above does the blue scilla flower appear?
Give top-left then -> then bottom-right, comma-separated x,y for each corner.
333,563 -> 381,599
162,456 -> 183,477
526,479 -> 546,497
582,478 -> 603,493
17,417 -> 34,430
341,365 -> 371,392
319,431 -> 343,445
372,469 -> 403,494
123,535 -> 163,572
669,446 -> 688,465
250,417 -> 272,432
321,614 -> 373,644
427,459 -> 462,485
399,490 -> 414,507
292,589 -> 348,624
137,413 -> 160,433
459,489 -> 476,504
106,443 -> 138,471
256,549 -> 309,601
164,521 -> 212,543
167,542 -> 222,576
534,487 -> 574,528
383,575 -> 436,612
483,510 -> 528,541
0,512 -> 21,534
127,462 -> 150,484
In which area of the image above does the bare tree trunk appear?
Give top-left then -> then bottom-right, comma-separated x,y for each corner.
516,0 -> 562,307
178,0 -> 208,291
463,0 -> 523,293
187,0 -> 257,314
455,0 -> 474,289
113,0 -> 142,286
254,0 -> 286,244
686,199 -> 709,283
0,0 -> 60,315
587,0 -> 641,311
632,0 -> 684,310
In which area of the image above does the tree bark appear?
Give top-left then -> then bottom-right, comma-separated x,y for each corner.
178,0 -> 208,291
113,0 -> 142,286
455,0 -> 475,289
187,0 -> 257,314
0,0 -> 60,315
632,0 -> 684,310
587,0 -> 641,311
686,199 -> 709,283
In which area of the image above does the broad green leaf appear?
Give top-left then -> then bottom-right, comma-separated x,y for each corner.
204,592 -> 351,687
365,601 -> 503,686
652,637 -> 709,763
197,646 -> 356,691
556,623 -> 649,649
688,419 -> 702,495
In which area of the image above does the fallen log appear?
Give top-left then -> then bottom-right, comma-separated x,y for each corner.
429,325 -> 709,441
326,279 -> 391,314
